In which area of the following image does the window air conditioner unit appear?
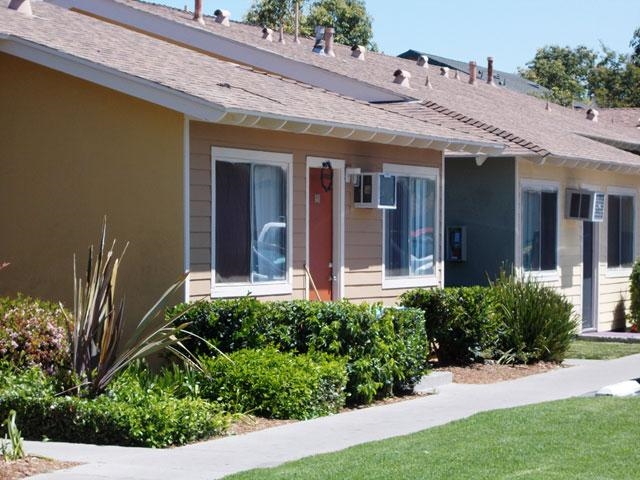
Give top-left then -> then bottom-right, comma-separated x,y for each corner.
565,189 -> 605,222
353,173 -> 396,209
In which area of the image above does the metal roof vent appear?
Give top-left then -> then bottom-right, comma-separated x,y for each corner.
545,100 -> 551,111
262,26 -> 273,41
393,69 -> 411,87
193,0 -> 204,25
8,0 -> 31,15
453,69 -> 460,80
214,9 -> 230,26
351,45 -> 366,60
586,108 -> 599,122
417,55 -> 429,67
440,67 -> 449,78
312,26 -> 325,54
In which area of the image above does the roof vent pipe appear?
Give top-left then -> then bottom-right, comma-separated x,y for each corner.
545,100 -> 551,111
214,9 -> 230,26
393,69 -> 411,87
487,57 -> 495,86
193,0 -> 204,25
468,61 -> 477,85
453,69 -> 460,80
262,26 -> 273,41
417,55 -> 429,67
425,75 -> 433,89
278,24 -> 285,43
440,66 -> 449,78
324,26 -> 335,57
312,26 -> 325,54
351,45 -> 366,60
586,108 -> 599,122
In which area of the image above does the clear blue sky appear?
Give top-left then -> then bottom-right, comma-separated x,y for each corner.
154,0 -> 640,73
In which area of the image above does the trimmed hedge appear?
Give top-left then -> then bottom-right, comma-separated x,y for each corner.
0,366 -> 229,448
199,348 -> 347,419
629,259 -> 640,329
0,295 -> 69,375
169,300 -> 428,405
400,287 -> 496,365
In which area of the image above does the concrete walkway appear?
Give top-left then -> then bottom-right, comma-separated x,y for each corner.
27,354 -> 640,480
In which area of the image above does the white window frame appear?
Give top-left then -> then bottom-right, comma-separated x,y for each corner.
382,163 -> 440,289
211,147 -> 293,297
519,179 -> 560,281
606,186 -> 637,278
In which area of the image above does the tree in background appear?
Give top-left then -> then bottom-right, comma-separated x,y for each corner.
630,27 -> 640,66
244,0 -> 310,36
304,0 -> 376,51
519,45 -> 597,106
244,0 -> 376,51
520,28 -> 640,108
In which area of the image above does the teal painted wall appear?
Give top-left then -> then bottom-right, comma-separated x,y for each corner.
445,157 -> 516,286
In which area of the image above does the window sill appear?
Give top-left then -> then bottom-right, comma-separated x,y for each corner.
382,276 -> 439,290
522,269 -> 560,283
605,267 -> 632,279
211,282 -> 292,298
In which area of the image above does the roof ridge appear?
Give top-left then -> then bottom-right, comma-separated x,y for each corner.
420,100 -> 550,156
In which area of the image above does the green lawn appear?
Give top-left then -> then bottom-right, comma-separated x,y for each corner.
567,340 -> 640,360
227,397 -> 639,480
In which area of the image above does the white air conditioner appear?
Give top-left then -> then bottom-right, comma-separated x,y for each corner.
565,189 -> 605,222
353,173 -> 396,209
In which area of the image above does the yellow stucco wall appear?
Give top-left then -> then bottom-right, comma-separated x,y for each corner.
0,53 -> 184,325
517,159 -> 640,331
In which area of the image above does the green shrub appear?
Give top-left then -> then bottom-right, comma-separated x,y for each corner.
490,273 -> 577,363
0,295 -> 70,375
170,300 -> 428,405
629,260 -> 640,329
199,348 -> 347,419
0,366 -> 229,447
400,287 -> 496,365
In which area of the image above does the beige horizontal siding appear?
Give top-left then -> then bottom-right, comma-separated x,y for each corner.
189,122 -> 442,303
518,159 -> 640,331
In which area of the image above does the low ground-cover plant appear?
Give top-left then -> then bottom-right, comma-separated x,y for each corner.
199,348 -> 347,419
400,287 -> 496,365
0,365 -> 229,448
169,300 -> 428,405
0,295 -> 69,375
490,272 -> 577,363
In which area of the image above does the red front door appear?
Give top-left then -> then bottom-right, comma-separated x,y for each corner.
309,167 -> 333,301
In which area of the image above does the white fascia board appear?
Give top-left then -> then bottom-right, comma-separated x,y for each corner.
0,37 -> 226,122
220,108 -> 504,154
47,0 -> 409,104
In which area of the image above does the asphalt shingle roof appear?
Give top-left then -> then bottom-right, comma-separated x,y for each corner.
108,0 -> 640,167
0,1 -> 502,151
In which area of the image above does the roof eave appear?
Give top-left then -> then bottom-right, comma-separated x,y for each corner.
578,133 -> 640,154
218,110 -> 505,155
0,36 -> 227,122
543,154 -> 640,174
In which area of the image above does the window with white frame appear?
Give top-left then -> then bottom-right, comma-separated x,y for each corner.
608,193 -> 634,269
212,148 -> 291,296
521,183 -> 558,272
383,164 -> 438,287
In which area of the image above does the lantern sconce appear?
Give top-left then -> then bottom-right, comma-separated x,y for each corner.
321,161 -> 333,192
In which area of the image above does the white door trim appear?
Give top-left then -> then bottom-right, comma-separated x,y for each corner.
306,157 -> 345,300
